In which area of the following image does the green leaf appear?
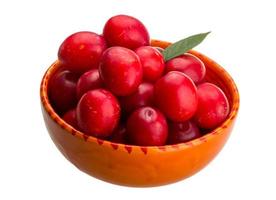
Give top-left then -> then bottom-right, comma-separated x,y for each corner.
162,32 -> 210,61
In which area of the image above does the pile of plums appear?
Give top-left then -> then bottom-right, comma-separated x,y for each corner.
49,15 -> 229,146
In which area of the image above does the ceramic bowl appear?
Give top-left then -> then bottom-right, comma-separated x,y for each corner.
40,40 -> 240,187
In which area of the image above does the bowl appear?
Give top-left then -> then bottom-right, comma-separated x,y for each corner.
40,40 -> 240,187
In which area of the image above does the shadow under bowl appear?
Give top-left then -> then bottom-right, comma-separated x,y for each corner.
40,40 -> 240,187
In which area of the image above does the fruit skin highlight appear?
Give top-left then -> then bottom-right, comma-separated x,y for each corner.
135,46 -> 165,82
127,107 -> 168,146
76,89 -> 120,138
165,53 -> 206,84
154,71 -> 198,122
99,47 -> 143,96
103,15 -> 150,50
58,31 -> 107,74
194,83 -> 230,129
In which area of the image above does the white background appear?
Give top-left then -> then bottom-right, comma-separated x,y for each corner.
0,0 -> 275,199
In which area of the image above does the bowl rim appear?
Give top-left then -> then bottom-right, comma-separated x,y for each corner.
40,39 -> 240,152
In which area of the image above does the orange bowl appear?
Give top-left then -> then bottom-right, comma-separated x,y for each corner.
40,40 -> 239,187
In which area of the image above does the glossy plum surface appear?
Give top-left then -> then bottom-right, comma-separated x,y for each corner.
165,53 -> 206,84
120,82 -> 154,114
194,83 -> 230,129
127,107 -> 168,146
167,121 -> 201,144
135,46 -> 165,82
49,70 -> 78,114
76,69 -> 103,99
103,15 -> 150,49
58,31 -> 107,74
76,89 -> 120,138
154,71 -> 198,122
99,47 -> 143,96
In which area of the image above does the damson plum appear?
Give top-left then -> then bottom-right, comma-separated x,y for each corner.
76,89 -> 120,138
49,70 -> 78,114
127,107 -> 168,146
165,53 -> 206,84
103,15 -> 150,49
76,69 -> 103,99
154,71 -> 198,122
119,82 -> 154,114
167,121 -> 201,144
62,109 -> 78,129
194,83 -> 229,129
58,31 -> 107,74
135,46 -> 165,82
99,47 -> 143,96
110,124 -> 128,144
